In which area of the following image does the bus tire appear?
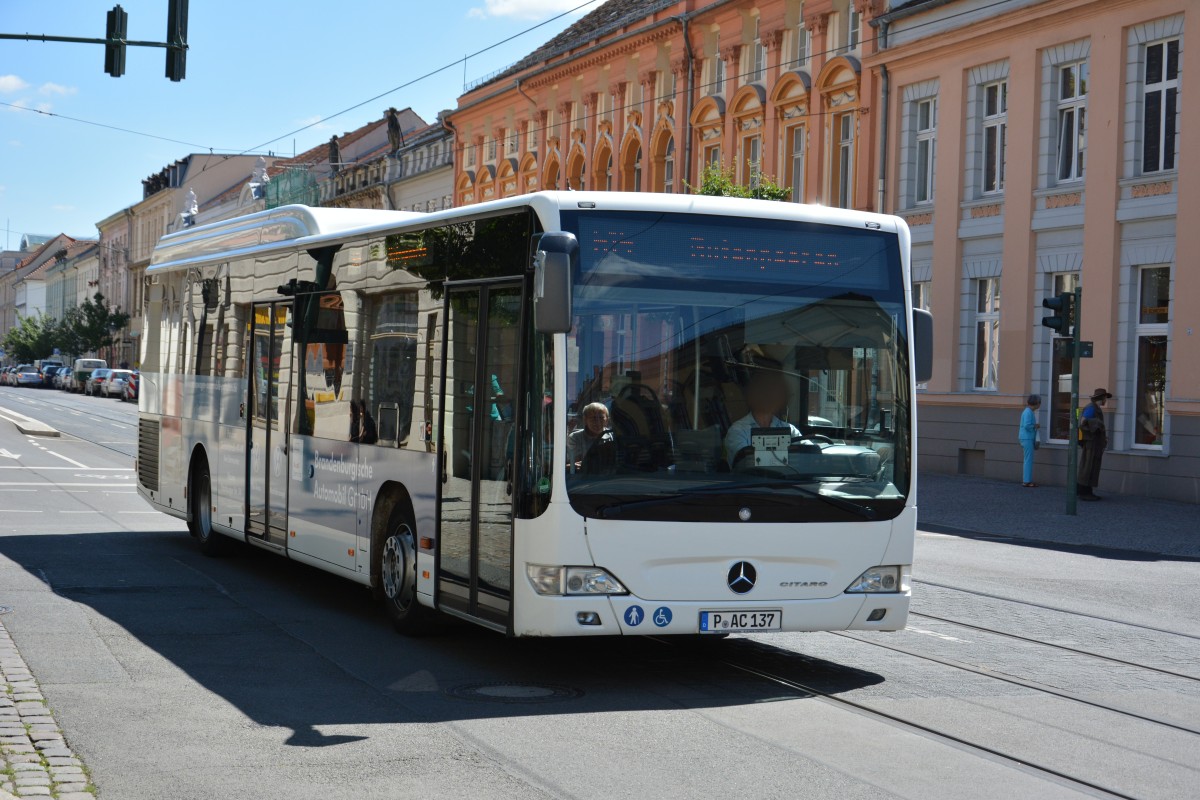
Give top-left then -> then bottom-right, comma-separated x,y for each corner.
189,456 -> 231,557
373,506 -> 435,635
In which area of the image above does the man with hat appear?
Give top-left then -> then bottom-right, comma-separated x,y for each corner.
1077,388 -> 1112,500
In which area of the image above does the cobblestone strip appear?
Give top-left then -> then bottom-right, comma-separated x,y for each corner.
0,619 -> 95,800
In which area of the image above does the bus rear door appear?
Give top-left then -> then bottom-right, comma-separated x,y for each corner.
247,301 -> 292,545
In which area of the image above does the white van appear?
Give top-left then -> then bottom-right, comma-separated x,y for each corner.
70,358 -> 107,393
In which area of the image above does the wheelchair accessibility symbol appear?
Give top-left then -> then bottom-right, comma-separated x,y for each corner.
652,607 -> 672,627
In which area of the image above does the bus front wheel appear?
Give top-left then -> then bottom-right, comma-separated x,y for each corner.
373,508 -> 435,635
189,457 -> 231,556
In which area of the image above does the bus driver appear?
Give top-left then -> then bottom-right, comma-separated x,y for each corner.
725,369 -> 802,468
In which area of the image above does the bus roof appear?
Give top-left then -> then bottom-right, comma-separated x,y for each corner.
147,192 -> 905,274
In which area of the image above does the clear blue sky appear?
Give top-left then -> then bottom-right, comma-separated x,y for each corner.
1,0 -> 595,245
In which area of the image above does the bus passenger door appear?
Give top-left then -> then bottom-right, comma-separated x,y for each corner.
438,283 -> 522,629
246,301 -> 291,545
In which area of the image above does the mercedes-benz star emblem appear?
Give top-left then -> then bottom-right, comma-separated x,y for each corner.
727,561 -> 757,594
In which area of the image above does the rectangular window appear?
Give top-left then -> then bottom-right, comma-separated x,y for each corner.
974,277 -> 1000,390
526,121 -> 537,151
664,141 -> 675,194
1048,272 -> 1080,439
795,23 -> 809,66
486,137 -> 496,162
751,19 -> 767,82
704,143 -> 721,170
1134,265 -> 1170,447
788,125 -> 806,203
848,9 -> 860,50
1142,39 -> 1180,173
836,113 -> 854,209
743,135 -> 762,188
983,81 -> 1008,194
915,98 -> 937,204
1056,61 -> 1088,181
913,281 -> 930,389
713,55 -> 726,94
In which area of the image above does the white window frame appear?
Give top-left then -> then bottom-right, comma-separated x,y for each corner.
915,98 -> 937,205
835,112 -> 854,209
1141,38 -> 1180,174
1133,265 -> 1170,449
982,81 -> 1007,194
788,124 -> 806,203
663,138 -> 675,193
486,137 -> 497,162
742,134 -> 762,189
848,8 -> 861,51
1056,60 -> 1088,182
526,121 -> 537,151
751,19 -> 767,83
794,22 -> 810,67
974,277 -> 1000,390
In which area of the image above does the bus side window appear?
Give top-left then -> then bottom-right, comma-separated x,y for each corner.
364,291 -> 419,448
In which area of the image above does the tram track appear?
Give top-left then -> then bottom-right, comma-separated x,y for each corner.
914,578 -> 1200,641
907,610 -> 1200,683
650,637 -> 1151,800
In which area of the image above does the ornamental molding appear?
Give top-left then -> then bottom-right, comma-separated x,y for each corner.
1045,191 -> 1082,209
523,27 -> 675,90
970,203 -> 1003,218
1131,180 -> 1173,198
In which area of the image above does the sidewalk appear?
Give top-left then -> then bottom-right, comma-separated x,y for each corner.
917,470 -> 1200,558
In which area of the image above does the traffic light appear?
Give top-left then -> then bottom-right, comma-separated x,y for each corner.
1041,292 -> 1074,336
104,4 -> 128,78
165,0 -> 189,82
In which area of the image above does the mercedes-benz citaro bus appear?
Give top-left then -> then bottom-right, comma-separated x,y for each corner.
135,192 -> 933,637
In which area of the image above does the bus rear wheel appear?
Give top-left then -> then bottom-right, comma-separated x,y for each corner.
373,508 -> 434,635
189,457 -> 231,556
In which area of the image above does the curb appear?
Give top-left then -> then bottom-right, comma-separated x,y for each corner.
0,619 -> 95,799
13,423 -> 59,438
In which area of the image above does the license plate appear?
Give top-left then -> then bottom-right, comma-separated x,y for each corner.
698,610 -> 782,633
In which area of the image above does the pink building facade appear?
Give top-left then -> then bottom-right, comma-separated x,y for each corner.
873,0 -> 1196,501
450,0 -> 880,210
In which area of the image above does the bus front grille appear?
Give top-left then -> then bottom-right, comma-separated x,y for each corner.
138,419 -> 160,491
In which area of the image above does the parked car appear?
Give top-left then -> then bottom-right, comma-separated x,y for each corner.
53,366 -> 72,389
15,364 -> 42,387
38,360 -> 64,387
0,367 -> 14,386
71,358 -> 107,394
122,372 -> 139,402
85,368 -> 112,396
106,369 -> 134,398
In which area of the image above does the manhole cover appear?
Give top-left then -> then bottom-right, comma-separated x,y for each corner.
444,682 -> 583,704
0,605 -> 13,615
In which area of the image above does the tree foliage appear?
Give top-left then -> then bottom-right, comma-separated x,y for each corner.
687,161 -> 792,202
3,293 -> 130,363
2,313 -> 60,364
71,293 -> 131,356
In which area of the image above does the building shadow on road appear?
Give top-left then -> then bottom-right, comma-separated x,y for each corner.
0,529 -> 884,748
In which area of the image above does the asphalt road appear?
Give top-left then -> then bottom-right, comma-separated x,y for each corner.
1,385 -> 1198,800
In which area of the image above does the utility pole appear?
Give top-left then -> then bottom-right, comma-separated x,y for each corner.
1042,286 -> 1085,515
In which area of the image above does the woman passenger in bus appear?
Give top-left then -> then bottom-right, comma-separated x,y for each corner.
567,402 -> 614,473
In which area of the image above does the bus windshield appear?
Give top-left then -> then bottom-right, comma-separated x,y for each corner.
560,209 -> 912,524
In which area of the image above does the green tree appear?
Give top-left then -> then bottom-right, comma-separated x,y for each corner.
70,293 -> 131,357
687,161 -> 791,202
3,312 -> 60,363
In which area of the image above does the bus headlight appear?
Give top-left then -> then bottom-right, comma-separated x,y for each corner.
525,565 -> 628,596
845,566 -> 907,594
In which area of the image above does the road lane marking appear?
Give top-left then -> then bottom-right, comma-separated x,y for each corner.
907,626 -> 970,643
0,510 -> 42,513
0,467 -> 132,470
0,482 -> 135,487
43,451 -> 89,468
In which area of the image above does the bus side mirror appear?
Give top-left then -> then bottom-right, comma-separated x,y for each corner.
912,308 -> 933,383
532,232 -> 576,334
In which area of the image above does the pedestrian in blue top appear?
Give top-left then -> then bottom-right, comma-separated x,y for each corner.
1019,394 -> 1041,487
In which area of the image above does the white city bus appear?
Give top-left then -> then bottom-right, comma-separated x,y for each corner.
136,192 -> 932,637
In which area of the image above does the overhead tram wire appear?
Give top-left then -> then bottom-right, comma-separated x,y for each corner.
1,0 -> 1021,181
235,0 -> 605,156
